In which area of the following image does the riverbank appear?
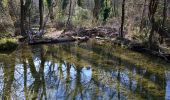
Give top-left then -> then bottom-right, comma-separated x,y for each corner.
1,26 -> 169,62
22,26 -> 170,62
27,26 -> 119,45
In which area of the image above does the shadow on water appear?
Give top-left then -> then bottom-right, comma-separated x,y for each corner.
0,40 -> 170,100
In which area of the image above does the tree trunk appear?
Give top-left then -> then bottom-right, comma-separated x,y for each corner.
20,0 -> 25,36
159,0 -> 167,44
66,0 -> 72,28
162,0 -> 167,26
148,0 -> 159,49
120,0 -> 125,38
50,7 -> 54,22
93,0 -> 100,21
39,0 -> 44,30
113,0 -> 117,17
139,0 -> 147,32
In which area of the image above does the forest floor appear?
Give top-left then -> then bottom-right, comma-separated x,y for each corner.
45,26 -> 120,39
44,30 -> 63,39
29,26 -> 119,44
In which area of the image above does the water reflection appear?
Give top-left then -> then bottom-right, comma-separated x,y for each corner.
165,71 -> 170,99
0,40 -> 170,100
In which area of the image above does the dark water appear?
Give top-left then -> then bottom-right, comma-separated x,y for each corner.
0,39 -> 170,100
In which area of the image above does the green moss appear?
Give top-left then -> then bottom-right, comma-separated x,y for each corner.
0,32 -> 11,35
2,0 -> 8,7
0,38 -> 18,52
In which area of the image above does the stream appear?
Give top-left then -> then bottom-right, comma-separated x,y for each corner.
0,39 -> 170,100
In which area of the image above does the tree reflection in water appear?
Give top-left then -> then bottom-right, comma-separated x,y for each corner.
0,41 -> 170,99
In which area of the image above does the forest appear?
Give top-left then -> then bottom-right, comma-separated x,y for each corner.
0,0 -> 170,100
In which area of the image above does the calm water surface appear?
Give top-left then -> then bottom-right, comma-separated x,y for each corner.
0,40 -> 170,100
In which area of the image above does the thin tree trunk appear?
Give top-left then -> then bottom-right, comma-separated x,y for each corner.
29,8 -> 31,30
139,0 -> 147,32
66,0 -> 72,27
113,0 -> 117,16
120,0 -> 125,37
159,0 -> 167,44
20,0 -> 25,36
37,8 -> 51,37
39,0 -> 44,30
162,0 -> 167,26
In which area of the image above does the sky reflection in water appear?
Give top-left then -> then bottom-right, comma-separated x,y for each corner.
0,41 -> 170,100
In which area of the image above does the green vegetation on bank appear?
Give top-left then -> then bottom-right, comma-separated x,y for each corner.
0,38 -> 18,52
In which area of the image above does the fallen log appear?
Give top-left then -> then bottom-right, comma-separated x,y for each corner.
28,36 -> 90,45
29,37 -> 76,45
